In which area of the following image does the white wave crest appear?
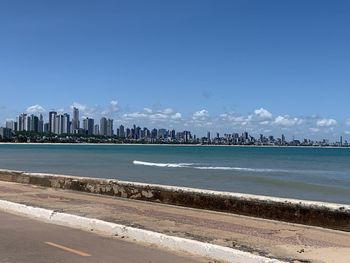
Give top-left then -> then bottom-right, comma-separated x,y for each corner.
133,160 -> 288,173
133,160 -> 194,168
192,166 -> 280,172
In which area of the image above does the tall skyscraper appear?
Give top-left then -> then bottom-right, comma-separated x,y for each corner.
151,128 -> 157,139
28,114 -> 39,132
44,123 -> 49,133
62,113 -> 70,134
38,114 -> 44,133
126,128 -> 131,138
54,114 -> 63,134
119,125 -> 125,138
72,107 -> 79,131
83,117 -> 94,136
100,117 -> 107,136
282,134 -> 286,143
0,127 -> 12,140
6,120 -> 17,131
93,124 -> 100,135
158,129 -> 167,139
107,119 -> 113,137
49,111 -> 57,133
17,113 -> 27,132
171,129 -> 176,140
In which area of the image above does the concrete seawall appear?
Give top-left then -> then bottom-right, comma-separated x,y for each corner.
0,169 -> 349,232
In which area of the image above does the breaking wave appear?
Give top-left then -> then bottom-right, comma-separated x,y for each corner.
133,160 -> 290,173
133,160 -> 195,168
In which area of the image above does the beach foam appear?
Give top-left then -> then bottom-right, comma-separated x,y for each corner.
133,160 -> 195,168
133,160 -> 290,173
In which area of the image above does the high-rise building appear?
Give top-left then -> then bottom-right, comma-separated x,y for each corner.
158,129 -> 167,139
54,114 -> 63,134
131,124 -> 136,139
184,131 -> 191,142
52,114 -> 69,135
72,107 -> 79,131
100,117 -> 107,136
17,113 -> 28,132
282,134 -> 286,143
94,124 -> 99,135
126,128 -> 131,138
5,120 -> 17,131
171,129 -> 176,140
107,119 -> 113,137
38,114 -> 44,133
62,113 -> 70,134
151,128 -> 158,139
134,126 -> 141,139
28,114 -> 39,132
83,117 -> 94,136
143,127 -> 150,139
44,123 -> 49,133
243,132 -> 249,141
49,111 -> 57,133
0,127 -> 12,140
119,125 -> 125,138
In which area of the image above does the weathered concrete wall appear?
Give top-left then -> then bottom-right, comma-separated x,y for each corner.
0,169 -> 349,232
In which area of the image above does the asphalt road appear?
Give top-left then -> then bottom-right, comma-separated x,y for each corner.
0,211 -> 206,263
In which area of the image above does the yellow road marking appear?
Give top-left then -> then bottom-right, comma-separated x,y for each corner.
45,242 -> 91,257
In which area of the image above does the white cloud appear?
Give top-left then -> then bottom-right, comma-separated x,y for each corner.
110,100 -> 119,112
242,108 -> 273,126
192,109 -> 209,120
219,113 -> 245,126
171,112 -> 182,120
101,100 -> 120,115
219,113 -> 245,123
144,108 -> 152,113
259,121 -> 270,125
345,131 -> 350,135
70,102 -> 102,118
187,109 -> 212,127
26,105 -> 46,114
253,108 -> 272,120
309,128 -> 320,132
56,108 -> 65,114
123,112 -> 147,119
70,102 -> 87,112
345,119 -> 350,126
316,118 -> 337,127
122,107 -> 182,124
163,108 -> 174,115
273,116 -> 303,127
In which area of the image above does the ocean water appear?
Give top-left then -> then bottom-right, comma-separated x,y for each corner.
0,144 -> 349,204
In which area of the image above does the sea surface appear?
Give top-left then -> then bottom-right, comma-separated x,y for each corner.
0,144 -> 349,204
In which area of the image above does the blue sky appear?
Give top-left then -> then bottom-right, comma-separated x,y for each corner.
1,0 -> 350,140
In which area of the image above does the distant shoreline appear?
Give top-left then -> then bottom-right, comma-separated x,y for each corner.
0,142 -> 348,149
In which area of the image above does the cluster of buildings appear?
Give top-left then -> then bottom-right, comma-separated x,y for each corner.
0,108 -> 348,147
203,132 -> 347,147
0,108 -> 194,143
3,108 -> 114,137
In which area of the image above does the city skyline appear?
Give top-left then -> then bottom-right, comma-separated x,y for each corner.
1,1 -> 350,140
1,101 -> 350,141
0,104 -> 347,144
